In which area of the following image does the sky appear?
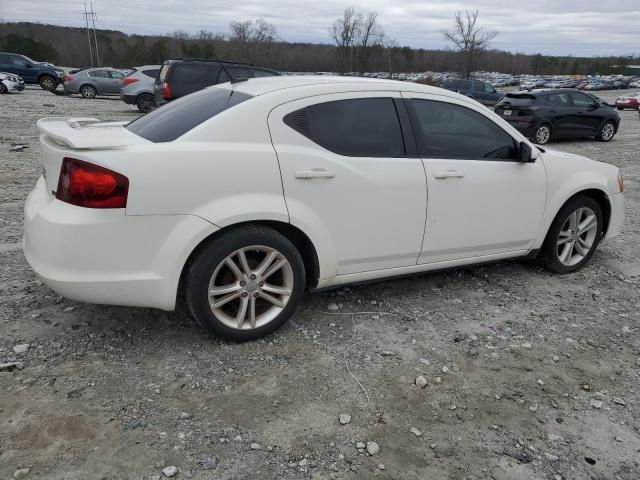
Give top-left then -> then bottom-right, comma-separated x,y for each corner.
2,0 -> 640,57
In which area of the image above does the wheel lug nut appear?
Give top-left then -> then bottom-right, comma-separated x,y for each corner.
259,281 -> 264,287
250,274 -> 256,280
240,281 -> 245,287
241,292 -> 248,297
253,292 -> 259,298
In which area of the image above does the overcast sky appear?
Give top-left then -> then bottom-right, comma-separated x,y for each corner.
2,0 -> 640,56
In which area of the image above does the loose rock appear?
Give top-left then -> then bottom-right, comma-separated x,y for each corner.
367,441 -> 380,455
13,469 -> 30,479
339,413 -> 352,425
410,427 -> 422,437
162,466 -> 178,478
415,376 -> 428,388
13,344 -> 29,354
250,442 -> 262,450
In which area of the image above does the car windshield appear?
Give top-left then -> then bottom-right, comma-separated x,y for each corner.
126,87 -> 253,142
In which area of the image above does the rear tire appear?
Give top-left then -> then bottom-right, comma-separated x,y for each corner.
532,124 -> 551,145
185,225 -> 306,341
596,120 -> 616,142
136,93 -> 155,113
80,84 -> 97,99
541,195 -> 603,274
0,82 -> 7,94
39,75 -> 57,91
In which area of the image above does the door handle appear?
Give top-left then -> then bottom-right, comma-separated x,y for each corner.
294,169 -> 335,179
433,169 -> 464,179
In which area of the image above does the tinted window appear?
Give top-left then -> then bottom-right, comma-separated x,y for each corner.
171,63 -> 220,84
0,54 -> 10,64
11,55 -> 30,66
571,92 -> 596,108
547,92 -> 571,107
126,87 -> 252,142
88,70 -> 109,78
142,68 -> 160,78
252,68 -> 278,78
498,94 -> 535,107
409,99 -> 516,160
284,98 -> 405,157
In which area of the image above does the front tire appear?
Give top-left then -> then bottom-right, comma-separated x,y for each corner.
80,84 -> 97,99
0,82 -> 7,94
532,124 -> 551,145
596,121 -> 616,142
185,225 -> 306,341
541,196 -> 603,273
39,75 -> 57,91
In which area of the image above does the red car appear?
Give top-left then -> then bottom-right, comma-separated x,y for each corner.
615,92 -> 640,110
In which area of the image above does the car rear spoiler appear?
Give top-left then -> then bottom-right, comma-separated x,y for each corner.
36,117 -> 149,149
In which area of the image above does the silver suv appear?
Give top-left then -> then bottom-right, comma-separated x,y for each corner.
120,65 -> 161,113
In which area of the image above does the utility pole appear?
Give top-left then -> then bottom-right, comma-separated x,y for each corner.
83,3 -> 94,66
90,2 -> 100,66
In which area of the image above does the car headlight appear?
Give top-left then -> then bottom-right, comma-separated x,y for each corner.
617,170 -> 624,193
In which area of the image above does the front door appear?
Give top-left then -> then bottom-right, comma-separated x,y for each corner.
269,92 -> 427,276
570,91 -> 605,134
402,92 -> 547,264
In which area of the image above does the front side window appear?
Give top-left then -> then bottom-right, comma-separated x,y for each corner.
126,87 -> 252,142
11,55 -> 30,66
409,99 -> 517,160
284,98 -> 405,157
109,70 -> 124,79
571,92 -> 596,108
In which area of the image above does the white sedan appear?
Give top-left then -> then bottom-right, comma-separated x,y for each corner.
24,76 -> 625,340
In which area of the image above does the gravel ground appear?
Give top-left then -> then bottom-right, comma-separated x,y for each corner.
1,87 -> 639,480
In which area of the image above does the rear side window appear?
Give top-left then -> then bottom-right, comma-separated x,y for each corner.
142,68 -> 160,78
126,87 -> 252,142
171,63 -> 221,84
498,94 -> 536,107
88,70 -> 109,78
284,98 -> 405,157
546,93 -> 571,107
408,99 -> 516,160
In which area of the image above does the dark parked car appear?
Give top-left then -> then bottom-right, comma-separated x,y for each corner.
154,58 -> 280,105
441,79 -> 503,105
494,89 -> 620,145
0,52 -> 64,90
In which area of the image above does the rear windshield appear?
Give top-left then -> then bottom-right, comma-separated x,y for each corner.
158,63 -> 170,82
126,87 -> 253,142
497,94 -> 536,107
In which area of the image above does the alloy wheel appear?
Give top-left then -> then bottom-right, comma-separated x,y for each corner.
208,245 -> 294,330
81,86 -> 96,98
40,77 -> 55,91
601,123 -> 615,141
535,125 -> 550,144
556,207 -> 598,266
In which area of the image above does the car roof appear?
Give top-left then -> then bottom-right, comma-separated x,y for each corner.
214,75 -> 445,97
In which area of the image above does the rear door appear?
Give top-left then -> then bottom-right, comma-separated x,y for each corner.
545,92 -> 575,136
402,92 -> 546,263
269,92 -> 427,275
0,53 -> 13,76
87,69 -> 111,93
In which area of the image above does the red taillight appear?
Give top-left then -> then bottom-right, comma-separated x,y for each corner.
162,82 -> 172,100
123,77 -> 139,86
64,75 -> 73,82
56,157 -> 128,209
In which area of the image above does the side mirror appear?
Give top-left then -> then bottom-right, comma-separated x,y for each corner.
518,141 -> 534,162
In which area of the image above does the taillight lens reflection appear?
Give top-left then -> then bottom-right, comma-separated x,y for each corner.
56,157 -> 129,208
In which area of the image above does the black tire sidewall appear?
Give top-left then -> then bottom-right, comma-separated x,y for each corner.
136,93 -> 154,113
533,124 -> 551,145
81,85 -> 96,98
597,121 -> 615,142
186,226 -> 306,341
542,196 -> 603,273
39,75 -> 56,91
0,82 -> 7,94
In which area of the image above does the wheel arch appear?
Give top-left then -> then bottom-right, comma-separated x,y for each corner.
540,188 -> 611,247
176,220 -> 320,308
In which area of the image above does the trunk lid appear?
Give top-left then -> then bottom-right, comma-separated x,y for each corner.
37,117 -> 149,200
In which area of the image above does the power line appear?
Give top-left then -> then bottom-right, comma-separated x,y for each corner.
90,2 -> 100,65
82,3 -> 94,66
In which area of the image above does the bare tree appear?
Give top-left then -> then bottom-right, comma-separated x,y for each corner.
442,10 -> 498,78
229,20 -> 253,62
379,33 -> 398,78
328,7 -> 360,74
355,11 -> 384,74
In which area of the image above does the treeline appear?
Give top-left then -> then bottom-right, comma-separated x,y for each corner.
0,21 -> 637,76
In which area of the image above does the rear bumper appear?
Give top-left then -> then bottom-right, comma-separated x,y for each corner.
503,118 -> 537,137
121,93 -> 137,105
23,176 -> 219,311
605,192 -> 624,240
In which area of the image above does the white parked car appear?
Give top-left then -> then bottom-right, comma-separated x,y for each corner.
24,76 -> 625,340
0,71 -> 25,93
